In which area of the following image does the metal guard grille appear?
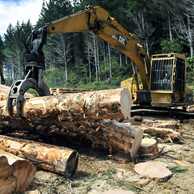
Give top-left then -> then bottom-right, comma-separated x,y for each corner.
151,59 -> 173,91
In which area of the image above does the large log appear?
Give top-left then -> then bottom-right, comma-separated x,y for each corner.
0,87 -> 131,121
0,135 -> 78,177
33,119 -> 143,158
0,151 -> 36,194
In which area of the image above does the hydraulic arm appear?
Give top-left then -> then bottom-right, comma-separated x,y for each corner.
7,5 -> 150,118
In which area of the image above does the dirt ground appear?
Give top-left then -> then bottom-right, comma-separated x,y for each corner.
18,117 -> 194,193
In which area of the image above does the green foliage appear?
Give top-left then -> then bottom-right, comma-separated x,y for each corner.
86,185 -> 92,192
168,166 -> 187,174
44,68 -> 66,88
161,39 -> 182,54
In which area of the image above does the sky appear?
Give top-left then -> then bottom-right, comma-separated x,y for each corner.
0,0 -> 47,37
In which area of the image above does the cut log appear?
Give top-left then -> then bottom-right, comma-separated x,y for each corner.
0,152 -> 36,194
138,138 -> 159,159
134,161 -> 172,182
12,160 -> 36,193
0,87 -> 131,121
140,126 -> 181,139
56,119 -> 143,158
0,135 -> 78,177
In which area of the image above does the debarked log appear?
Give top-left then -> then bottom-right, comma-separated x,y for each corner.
0,151 -> 36,194
0,135 -> 78,177
0,87 -> 132,121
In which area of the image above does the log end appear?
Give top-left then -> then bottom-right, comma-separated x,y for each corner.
64,151 -> 79,178
130,128 -> 143,158
120,87 -> 132,119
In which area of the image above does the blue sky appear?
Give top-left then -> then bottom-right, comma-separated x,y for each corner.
0,0 -> 47,37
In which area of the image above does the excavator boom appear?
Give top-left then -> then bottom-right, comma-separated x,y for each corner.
39,5 -> 150,89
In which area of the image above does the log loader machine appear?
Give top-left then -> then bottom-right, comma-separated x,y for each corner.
7,5 -> 193,118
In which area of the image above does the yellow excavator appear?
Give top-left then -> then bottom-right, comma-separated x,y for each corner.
7,5 -> 193,118
0,58 -> 5,85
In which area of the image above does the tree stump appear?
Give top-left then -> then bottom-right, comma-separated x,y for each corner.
138,138 -> 159,159
134,161 -> 172,182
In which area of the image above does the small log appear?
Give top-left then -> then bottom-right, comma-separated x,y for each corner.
134,161 -> 172,182
0,152 -> 36,194
0,135 -> 78,177
138,138 -> 159,159
140,126 -> 181,139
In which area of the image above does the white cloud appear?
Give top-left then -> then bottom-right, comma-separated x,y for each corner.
0,0 -> 46,37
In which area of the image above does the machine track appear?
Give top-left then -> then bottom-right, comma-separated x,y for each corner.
130,106 -> 194,119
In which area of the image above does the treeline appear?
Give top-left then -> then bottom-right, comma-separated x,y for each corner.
1,0 -> 194,89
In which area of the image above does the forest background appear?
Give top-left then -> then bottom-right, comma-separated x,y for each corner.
1,0 -> 194,91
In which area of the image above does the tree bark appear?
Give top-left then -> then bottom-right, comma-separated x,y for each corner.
0,151 -> 36,194
0,135 -> 78,177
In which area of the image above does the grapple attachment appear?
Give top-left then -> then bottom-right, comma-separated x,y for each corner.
7,77 -> 50,118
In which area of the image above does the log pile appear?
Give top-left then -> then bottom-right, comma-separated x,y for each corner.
139,119 -> 181,139
0,86 -> 143,158
0,151 -> 36,194
49,87 -> 93,95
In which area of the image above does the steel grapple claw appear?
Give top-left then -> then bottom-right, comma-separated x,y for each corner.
7,78 -> 50,118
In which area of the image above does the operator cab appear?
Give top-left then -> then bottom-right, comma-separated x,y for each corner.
150,53 -> 193,107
